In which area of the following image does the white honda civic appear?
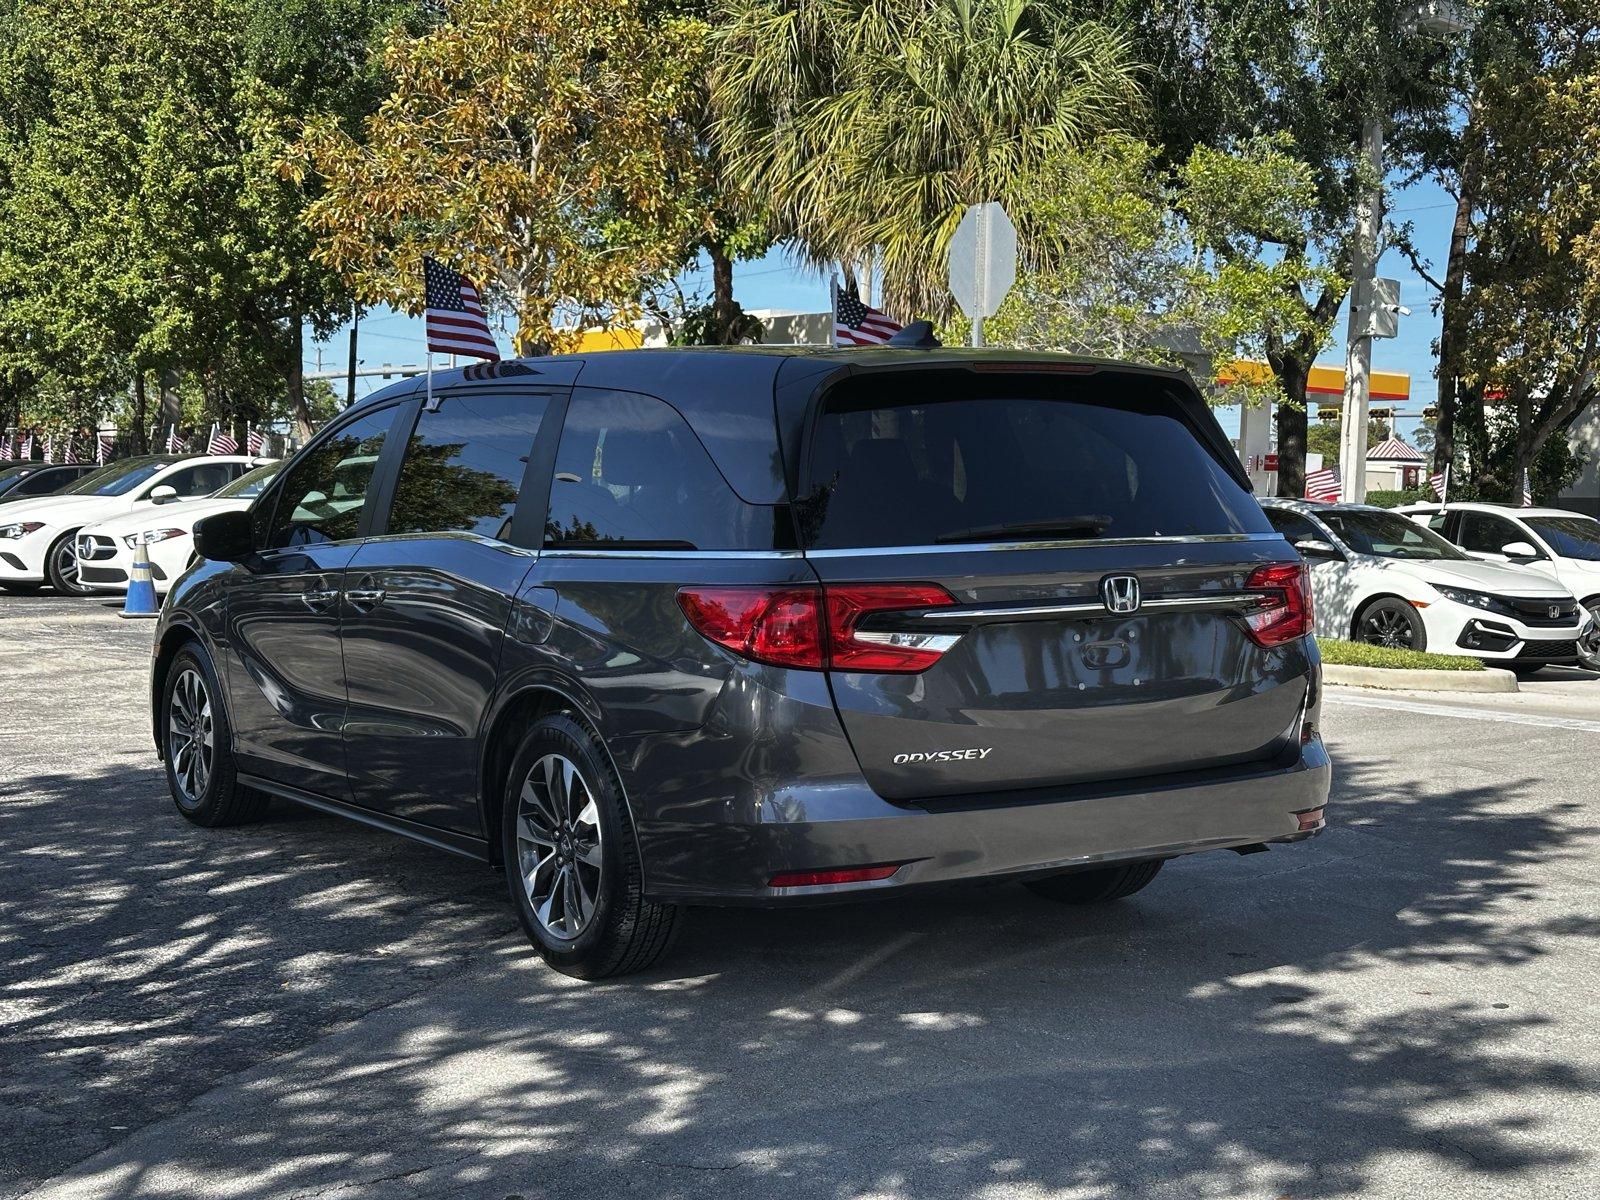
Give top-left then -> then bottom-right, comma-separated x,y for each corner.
1261,499 -> 1585,673
75,460 -> 282,596
0,454 -> 258,596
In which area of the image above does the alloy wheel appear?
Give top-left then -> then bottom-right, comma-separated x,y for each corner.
167,667 -> 214,808
515,752 -> 603,941
53,540 -> 80,590
1361,606 -> 1416,649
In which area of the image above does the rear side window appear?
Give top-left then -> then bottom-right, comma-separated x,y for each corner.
545,389 -> 776,550
385,392 -> 549,541
801,374 -> 1269,549
1264,508 -> 1323,544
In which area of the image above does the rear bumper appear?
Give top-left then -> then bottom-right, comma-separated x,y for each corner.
636,738 -> 1332,904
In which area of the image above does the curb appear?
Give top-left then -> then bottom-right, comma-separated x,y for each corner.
1322,663 -> 1518,693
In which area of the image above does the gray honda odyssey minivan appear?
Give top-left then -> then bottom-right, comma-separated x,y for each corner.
155,349 -> 1330,978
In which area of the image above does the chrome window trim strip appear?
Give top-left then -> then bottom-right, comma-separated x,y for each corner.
921,594 -> 1261,622
804,532 -> 1284,558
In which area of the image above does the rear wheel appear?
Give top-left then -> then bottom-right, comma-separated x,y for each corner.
1355,597 -> 1426,651
501,714 -> 680,979
162,644 -> 270,826
1025,859 -> 1164,904
45,531 -> 90,596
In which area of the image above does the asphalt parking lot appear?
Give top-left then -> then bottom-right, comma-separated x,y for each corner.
3,594 -> 1599,1199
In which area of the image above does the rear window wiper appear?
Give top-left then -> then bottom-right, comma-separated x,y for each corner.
934,515 -> 1113,544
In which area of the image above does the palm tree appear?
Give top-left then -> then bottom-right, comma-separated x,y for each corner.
710,0 -> 1144,318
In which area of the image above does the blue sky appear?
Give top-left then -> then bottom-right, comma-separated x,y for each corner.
309,175 -> 1456,447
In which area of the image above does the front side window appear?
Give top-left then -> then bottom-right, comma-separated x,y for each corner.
1458,512 -> 1529,556
545,389 -> 773,550
1524,515 -> 1600,561
155,461 -> 240,500
216,461 -> 283,500
385,392 -> 548,541
262,408 -> 395,550
1320,509 -> 1468,560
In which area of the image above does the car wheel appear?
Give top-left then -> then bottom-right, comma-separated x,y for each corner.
1025,859 -> 1164,904
1578,598 -> 1600,673
501,713 -> 681,979
162,644 -> 270,826
0,581 -> 42,594
1355,597 -> 1427,651
45,531 -> 90,596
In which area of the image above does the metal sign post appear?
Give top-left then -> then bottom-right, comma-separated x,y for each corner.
947,202 -> 1018,347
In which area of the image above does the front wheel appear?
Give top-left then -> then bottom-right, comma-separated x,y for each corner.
1025,859 -> 1164,904
162,644 -> 270,826
501,714 -> 681,979
45,531 -> 91,596
1355,597 -> 1426,651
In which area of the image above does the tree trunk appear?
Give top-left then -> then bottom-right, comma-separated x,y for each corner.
287,320 -> 313,442
1434,175 -> 1476,475
158,369 -> 182,433
133,372 -> 148,453
707,238 -> 738,344
1273,363 -> 1310,499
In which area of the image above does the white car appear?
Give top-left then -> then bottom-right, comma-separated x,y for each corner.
0,454 -> 260,596
75,460 -> 283,596
1396,501 -> 1600,625
1261,499 -> 1585,673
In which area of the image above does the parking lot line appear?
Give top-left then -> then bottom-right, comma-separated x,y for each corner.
1325,691 -> 1600,734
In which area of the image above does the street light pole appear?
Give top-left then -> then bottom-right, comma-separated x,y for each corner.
1338,114 -> 1384,503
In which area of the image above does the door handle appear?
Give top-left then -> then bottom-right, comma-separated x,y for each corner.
301,587 -> 340,611
346,587 -> 386,610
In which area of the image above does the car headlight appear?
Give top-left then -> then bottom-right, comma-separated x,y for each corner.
1434,586 -> 1512,615
0,521 -> 44,539
124,528 -> 188,547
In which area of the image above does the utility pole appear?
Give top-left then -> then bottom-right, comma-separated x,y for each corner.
1338,114 -> 1384,504
346,305 -> 360,408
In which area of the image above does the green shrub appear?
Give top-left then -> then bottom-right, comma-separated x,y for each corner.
1364,487 -> 1436,509
1316,638 -> 1484,671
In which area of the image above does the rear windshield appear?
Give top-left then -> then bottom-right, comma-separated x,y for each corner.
799,373 -> 1269,549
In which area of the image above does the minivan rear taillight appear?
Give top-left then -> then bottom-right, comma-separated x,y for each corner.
1243,562 -> 1314,647
677,583 -> 957,672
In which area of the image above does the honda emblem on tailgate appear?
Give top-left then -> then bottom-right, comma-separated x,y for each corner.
1101,575 -> 1141,614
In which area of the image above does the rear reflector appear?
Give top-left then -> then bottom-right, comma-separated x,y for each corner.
677,582 -> 957,672
1297,807 -> 1325,832
1243,561 -> 1314,647
769,864 -> 902,888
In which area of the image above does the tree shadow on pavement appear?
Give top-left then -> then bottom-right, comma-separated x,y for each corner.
6,746 -> 1597,1199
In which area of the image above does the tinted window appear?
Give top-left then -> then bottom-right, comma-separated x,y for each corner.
263,409 -> 395,549
1525,515 -> 1600,561
9,467 -> 77,497
545,389 -> 774,550
62,456 -> 177,496
1264,508 -> 1324,544
157,461 -> 240,499
1320,509 -> 1468,560
216,461 -> 283,499
801,374 -> 1268,549
1458,512 -> 1528,556
386,392 -> 547,541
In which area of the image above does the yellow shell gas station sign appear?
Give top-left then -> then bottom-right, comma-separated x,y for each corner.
1217,360 -> 1411,403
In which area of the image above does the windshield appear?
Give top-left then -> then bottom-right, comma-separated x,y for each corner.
217,461 -> 282,499
1525,515 -> 1600,561
62,456 -> 175,497
1320,509 -> 1469,560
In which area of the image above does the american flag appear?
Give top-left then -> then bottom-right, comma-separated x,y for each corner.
1521,469 -> 1534,507
207,423 -> 238,455
832,277 -> 903,346
0,434 -> 11,461
247,426 -> 265,456
1304,465 -> 1341,503
98,431 -> 115,464
62,436 -> 77,464
42,433 -> 53,463
165,425 -> 185,453
19,431 -> 34,461
424,258 -> 500,361
1429,468 -> 1449,501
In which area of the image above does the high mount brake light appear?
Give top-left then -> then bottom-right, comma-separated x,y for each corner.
676,582 -> 958,672
1243,561 -> 1314,647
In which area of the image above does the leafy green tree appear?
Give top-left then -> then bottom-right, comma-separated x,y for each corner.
289,0 -> 712,355
710,0 -> 1143,318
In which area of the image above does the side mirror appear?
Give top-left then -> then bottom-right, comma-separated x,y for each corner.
193,509 -> 255,564
1294,537 -> 1343,561
149,485 -> 179,504
1501,540 -> 1541,559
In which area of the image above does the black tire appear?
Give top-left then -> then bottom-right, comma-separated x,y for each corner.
44,530 -> 91,596
0,581 -> 42,594
161,644 -> 270,826
1354,597 -> 1427,651
1505,662 -> 1544,679
1025,859 -> 1165,904
501,713 -> 680,979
